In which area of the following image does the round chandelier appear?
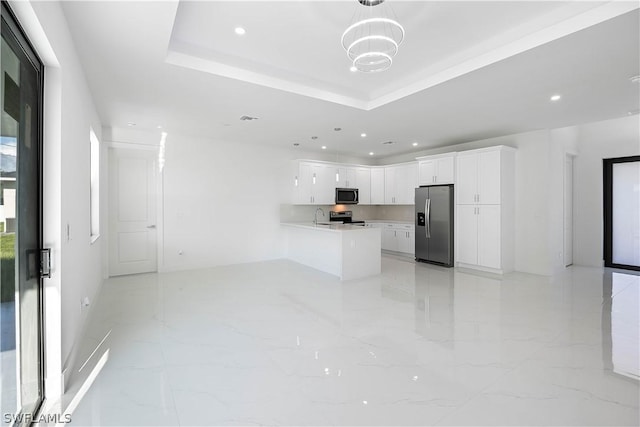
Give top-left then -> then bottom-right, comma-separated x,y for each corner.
341,0 -> 405,73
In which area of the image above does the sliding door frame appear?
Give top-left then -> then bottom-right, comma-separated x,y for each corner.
1,0 -> 46,422
603,155 -> 640,271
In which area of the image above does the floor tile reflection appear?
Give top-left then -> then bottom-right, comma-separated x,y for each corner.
65,258 -> 639,426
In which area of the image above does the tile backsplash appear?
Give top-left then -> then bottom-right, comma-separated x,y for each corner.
280,204 -> 414,223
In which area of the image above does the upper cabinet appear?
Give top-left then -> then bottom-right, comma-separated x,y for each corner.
294,161 -> 334,205
384,163 -> 417,204
370,167 -> 385,205
335,166 -> 357,188
355,167 -> 372,205
291,160 -> 416,205
417,153 -> 456,185
456,148 -> 507,205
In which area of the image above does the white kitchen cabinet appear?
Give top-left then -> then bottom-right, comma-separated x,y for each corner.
456,149 -> 502,205
455,146 -> 515,273
477,205 -> 501,269
294,161 -> 334,205
382,228 -> 399,251
384,163 -> 417,204
457,205 -> 500,269
370,167 -> 385,204
456,205 -> 478,265
355,167 -> 371,205
335,166 -> 357,188
417,153 -> 456,185
380,223 -> 415,255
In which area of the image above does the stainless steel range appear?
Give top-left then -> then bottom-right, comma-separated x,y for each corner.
329,210 -> 365,225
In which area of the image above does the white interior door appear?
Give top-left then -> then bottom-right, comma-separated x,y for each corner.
564,155 -> 574,267
109,147 -> 158,276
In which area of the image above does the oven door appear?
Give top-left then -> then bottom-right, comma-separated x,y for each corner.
336,188 -> 359,204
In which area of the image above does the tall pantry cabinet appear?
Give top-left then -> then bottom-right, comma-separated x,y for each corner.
455,146 -> 516,274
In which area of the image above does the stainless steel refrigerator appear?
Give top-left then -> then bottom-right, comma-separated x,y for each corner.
415,185 -> 454,267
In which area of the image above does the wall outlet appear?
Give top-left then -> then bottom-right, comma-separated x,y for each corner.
80,296 -> 90,311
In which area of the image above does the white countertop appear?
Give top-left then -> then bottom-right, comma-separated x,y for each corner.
281,222 -> 375,232
365,220 -> 413,225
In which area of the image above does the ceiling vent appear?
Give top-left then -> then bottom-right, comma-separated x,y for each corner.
239,115 -> 259,121
381,141 -> 395,145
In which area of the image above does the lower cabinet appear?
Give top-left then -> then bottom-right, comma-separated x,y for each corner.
457,204 -> 501,270
380,223 -> 414,255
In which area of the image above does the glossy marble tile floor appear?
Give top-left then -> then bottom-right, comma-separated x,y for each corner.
65,257 -> 639,426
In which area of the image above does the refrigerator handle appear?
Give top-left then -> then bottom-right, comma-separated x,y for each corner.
425,198 -> 431,238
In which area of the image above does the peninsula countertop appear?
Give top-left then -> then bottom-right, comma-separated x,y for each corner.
280,222 -> 372,232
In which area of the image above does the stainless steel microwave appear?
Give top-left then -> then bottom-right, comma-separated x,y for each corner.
335,188 -> 359,204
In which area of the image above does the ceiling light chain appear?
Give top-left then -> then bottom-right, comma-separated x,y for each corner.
341,0 -> 405,73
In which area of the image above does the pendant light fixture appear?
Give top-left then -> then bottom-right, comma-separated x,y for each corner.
341,0 -> 405,73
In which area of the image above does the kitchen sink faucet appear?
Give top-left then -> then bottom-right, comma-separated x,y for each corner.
314,208 -> 325,225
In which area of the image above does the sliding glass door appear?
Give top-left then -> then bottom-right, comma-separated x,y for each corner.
604,156 -> 640,271
1,2 -> 44,424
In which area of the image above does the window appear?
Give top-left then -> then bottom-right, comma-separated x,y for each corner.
90,127 -> 100,242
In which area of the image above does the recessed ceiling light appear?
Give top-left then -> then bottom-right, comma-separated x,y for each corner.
412,142 -> 418,146
369,152 -> 374,156
550,94 -> 561,101
157,125 -> 163,129
630,75 -> 640,83
350,66 -> 358,72
361,133 -> 367,138
127,122 -> 136,127
321,146 -> 327,150
234,27 -> 246,36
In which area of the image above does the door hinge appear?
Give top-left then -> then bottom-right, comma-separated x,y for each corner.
40,248 -> 52,278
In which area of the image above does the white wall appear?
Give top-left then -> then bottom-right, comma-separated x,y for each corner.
570,115 -> 640,267
9,0 -> 105,399
158,133 -> 360,271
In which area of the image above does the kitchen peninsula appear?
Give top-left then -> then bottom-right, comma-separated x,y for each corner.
281,223 -> 381,280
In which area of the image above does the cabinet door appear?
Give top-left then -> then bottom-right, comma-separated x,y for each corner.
370,168 -> 385,204
345,168 -> 357,188
382,228 -> 397,251
478,150 -> 501,204
355,167 -> 371,205
407,230 -> 415,255
456,154 -> 478,204
312,164 -> 334,205
478,205 -> 501,269
435,156 -> 455,184
419,160 -> 436,185
402,163 -> 418,204
456,205 -> 478,265
297,162 -> 314,204
335,166 -> 347,188
397,228 -> 414,254
384,166 -> 397,204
